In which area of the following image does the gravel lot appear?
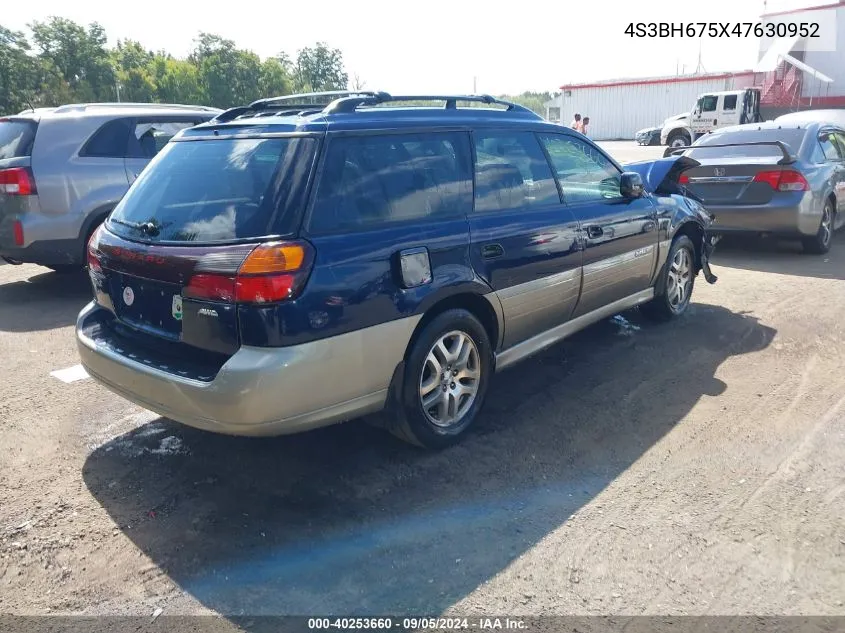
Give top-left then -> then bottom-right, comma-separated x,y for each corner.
1,142 -> 844,624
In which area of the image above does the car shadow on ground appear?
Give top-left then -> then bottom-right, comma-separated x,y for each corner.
0,268 -> 91,332
712,233 -> 845,280
82,303 -> 775,623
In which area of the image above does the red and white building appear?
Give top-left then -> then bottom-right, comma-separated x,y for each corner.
545,1 -> 845,140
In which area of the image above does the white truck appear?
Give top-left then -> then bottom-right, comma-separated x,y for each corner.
660,88 -> 763,147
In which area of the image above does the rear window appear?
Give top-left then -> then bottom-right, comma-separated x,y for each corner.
107,137 -> 316,243
687,129 -> 807,159
0,119 -> 37,159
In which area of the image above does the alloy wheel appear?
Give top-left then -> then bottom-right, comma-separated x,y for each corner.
419,330 -> 481,428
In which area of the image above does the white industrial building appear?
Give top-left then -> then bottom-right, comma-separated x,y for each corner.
545,71 -> 756,140
546,0 -> 845,140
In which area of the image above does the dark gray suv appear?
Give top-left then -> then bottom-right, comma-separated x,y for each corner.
0,103 -> 220,272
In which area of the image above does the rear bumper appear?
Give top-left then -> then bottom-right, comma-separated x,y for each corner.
0,237 -> 81,267
707,197 -> 821,237
76,302 -> 420,436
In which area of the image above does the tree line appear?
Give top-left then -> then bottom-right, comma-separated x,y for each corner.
0,17 -> 554,116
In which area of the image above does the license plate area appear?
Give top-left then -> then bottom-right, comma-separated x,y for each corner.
109,272 -> 184,340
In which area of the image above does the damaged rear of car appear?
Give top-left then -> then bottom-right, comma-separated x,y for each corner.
625,154 -> 720,286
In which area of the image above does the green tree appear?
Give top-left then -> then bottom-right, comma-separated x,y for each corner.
260,58 -> 292,99
191,32 -> 265,108
0,26 -> 41,113
150,55 -> 205,104
294,42 -> 347,92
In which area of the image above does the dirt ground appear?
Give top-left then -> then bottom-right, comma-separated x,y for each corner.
1,142 -> 844,625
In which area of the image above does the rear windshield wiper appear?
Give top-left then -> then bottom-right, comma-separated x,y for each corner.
110,218 -> 161,237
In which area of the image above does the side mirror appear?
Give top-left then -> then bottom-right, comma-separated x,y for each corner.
620,172 -> 644,198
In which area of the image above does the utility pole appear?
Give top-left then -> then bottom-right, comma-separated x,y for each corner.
473,76 -> 477,94
115,81 -> 121,103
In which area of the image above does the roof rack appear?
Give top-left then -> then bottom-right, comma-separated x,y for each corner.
212,91 -> 379,123
52,102 -> 221,114
663,140 -> 795,165
322,93 -> 541,118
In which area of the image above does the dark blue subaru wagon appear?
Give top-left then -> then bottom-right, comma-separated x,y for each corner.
76,91 -> 718,448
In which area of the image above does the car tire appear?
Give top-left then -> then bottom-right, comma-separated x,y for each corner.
389,309 -> 493,449
641,235 -> 696,322
802,200 -> 834,255
667,131 -> 690,148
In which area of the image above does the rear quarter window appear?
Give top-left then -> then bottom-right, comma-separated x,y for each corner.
107,136 -> 317,243
309,132 -> 472,234
0,119 -> 37,159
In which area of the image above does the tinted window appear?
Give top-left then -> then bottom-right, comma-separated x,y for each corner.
540,134 -> 623,203
473,132 -> 559,212
723,95 -> 738,110
108,137 -> 316,243
700,96 -> 718,112
687,128 -> 807,159
818,131 -> 842,161
128,121 -> 198,159
0,119 -> 37,159
80,119 -> 133,158
310,132 -> 471,234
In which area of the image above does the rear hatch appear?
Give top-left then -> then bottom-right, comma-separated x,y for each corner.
680,129 -> 807,205
0,117 -> 40,247
88,131 -> 318,363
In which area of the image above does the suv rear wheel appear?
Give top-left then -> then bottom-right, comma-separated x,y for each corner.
390,309 -> 493,448
642,235 -> 696,322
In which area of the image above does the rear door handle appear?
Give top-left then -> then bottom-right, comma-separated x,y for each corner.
586,226 -> 603,239
481,243 -> 504,259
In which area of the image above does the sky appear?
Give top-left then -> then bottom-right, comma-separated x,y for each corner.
5,0 -> 823,95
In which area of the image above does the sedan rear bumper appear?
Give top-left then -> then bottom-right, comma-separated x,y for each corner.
707,198 -> 822,237
76,302 -> 419,436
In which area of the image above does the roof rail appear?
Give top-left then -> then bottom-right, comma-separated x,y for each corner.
211,91 -> 379,123
322,92 -> 541,118
52,102 -> 221,114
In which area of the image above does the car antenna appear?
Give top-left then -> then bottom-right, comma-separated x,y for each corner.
25,98 -> 35,112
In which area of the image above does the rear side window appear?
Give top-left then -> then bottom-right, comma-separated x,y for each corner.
473,131 -> 559,212
127,121 -> 199,159
723,95 -> 738,110
107,137 -> 317,243
80,119 -> 133,158
0,119 -> 37,159
309,132 -> 472,234
819,131 -> 845,161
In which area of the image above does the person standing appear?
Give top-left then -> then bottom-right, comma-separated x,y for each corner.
570,113 -> 583,132
582,117 -> 591,137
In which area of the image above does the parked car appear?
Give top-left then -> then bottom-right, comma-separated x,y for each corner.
635,126 -> 661,146
0,102 -> 221,272
667,121 -> 845,253
76,90 -> 718,449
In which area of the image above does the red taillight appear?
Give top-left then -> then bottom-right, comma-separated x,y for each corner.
0,167 -> 36,196
87,225 -> 104,272
753,169 -> 809,192
678,173 -> 690,185
184,241 -> 314,304
184,274 -> 236,302
13,220 -> 24,246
